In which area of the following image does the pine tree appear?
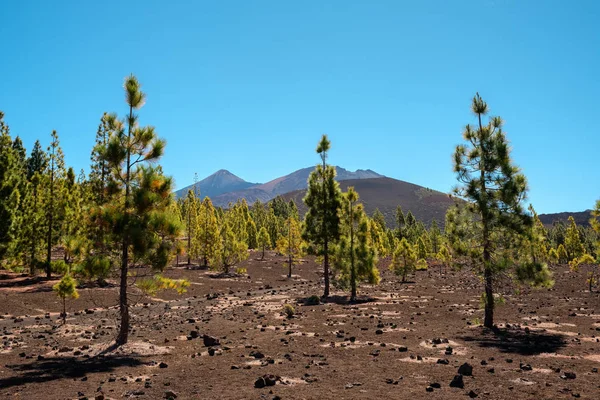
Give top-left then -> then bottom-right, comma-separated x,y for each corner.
557,244 -> 568,264
390,237 -> 417,283
266,207 -> 283,248
333,187 -> 379,301
218,219 -> 247,273
521,205 -> 549,264
23,141 -> 48,274
183,186 -> 200,264
89,113 -> 112,205
548,248 -> 559,263
395,205 -> 405,239
0,112 -> 22,262
303,135 -> 342,298
44,130 -> 66,277
416,235 -> 428,265
277,216 -> 304,278
591,199 -> 600,256
288,200 -> 299,220
435,245 -> 452,276
53,273 -> 79,324
95,75 -> 181,345
62,167 -> 88,264
565,216 -> 585,261
257,226 -> 271,260
368,217 -> 388,258
196,197 -> 220,267
429,219 -> 442,255
247,218 -> 258,249
452,93 -> 547,328
11,137 -> 27,204
514,206 -> 554,290
372,208 -> 387,231
251,200 -> 268,232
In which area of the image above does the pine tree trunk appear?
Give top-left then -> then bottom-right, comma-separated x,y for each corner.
203,207 -> 209,267
321,157 -> 330,299
30,186 -> 38,276
261,246 -> 265,260
187,210 -> 191,265
323,240 -> 330,298
478,112 -> 495,330
288,220 -> 292,278
350,201 -> 356,302
483,260 -> 494,328
116,104 -> 133,346
116,245 -> 129,345
46,158 -> 54,279
62,297 -> 66,325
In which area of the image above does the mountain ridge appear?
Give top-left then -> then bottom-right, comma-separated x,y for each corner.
282,177 -> 455,228
175,166 -> 384,207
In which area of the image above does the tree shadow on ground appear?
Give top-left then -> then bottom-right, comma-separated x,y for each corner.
299,295 -> 379,306
208,272 -> 243,279
180,264 -> 209,271
459,327 -> 567,355
0,275 -> 55,289
0,355 -> 145,390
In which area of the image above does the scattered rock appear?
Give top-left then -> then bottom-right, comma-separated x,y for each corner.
520,363 -> 532,371
203,335 -> 220,347
255,375 -> 279,388
164,390 -> 177,399
449,374 -> 464,389
561,372 -> 576,380
250,350 -> 265,359
458,362 -> 473,376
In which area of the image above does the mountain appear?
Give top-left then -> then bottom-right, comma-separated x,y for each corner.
282,177 -> 455,228
174,169 -> 258,199
207,166 -> 383,207
538,210 -> 592,227
251,167 -> 383,198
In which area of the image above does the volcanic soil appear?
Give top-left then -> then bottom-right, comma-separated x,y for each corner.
1,252 -> 599,399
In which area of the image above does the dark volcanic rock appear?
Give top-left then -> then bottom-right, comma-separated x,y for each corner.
203,335 -> 220,347
449,374 -> 464,389
458,362 -> 473,376
255,374 -> 279,388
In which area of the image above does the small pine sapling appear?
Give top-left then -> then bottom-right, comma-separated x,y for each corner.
53,274 -> 79,324
569,254 -> 598,293
390,238 -> 417,283
257,226 -> 271,260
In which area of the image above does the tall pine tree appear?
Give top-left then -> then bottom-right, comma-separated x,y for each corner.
451,93 -> 549,328
44,130 -> 66,277
95,75 -> 180,345
333,187 -> 379,302
303,135 -> 342,298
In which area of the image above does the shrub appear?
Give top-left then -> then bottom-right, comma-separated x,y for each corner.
416,259 -> 428,271
283,303 -> 295,318
235,266 -> 247,275
305,295 -> 321,306
51,260 -> 69,275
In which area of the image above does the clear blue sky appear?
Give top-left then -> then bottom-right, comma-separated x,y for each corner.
1,0 -> 598,214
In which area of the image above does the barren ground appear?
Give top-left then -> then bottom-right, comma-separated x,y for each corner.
1,251 -> 599,399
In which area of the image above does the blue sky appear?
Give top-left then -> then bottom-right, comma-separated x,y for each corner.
1,0 -> 598,214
